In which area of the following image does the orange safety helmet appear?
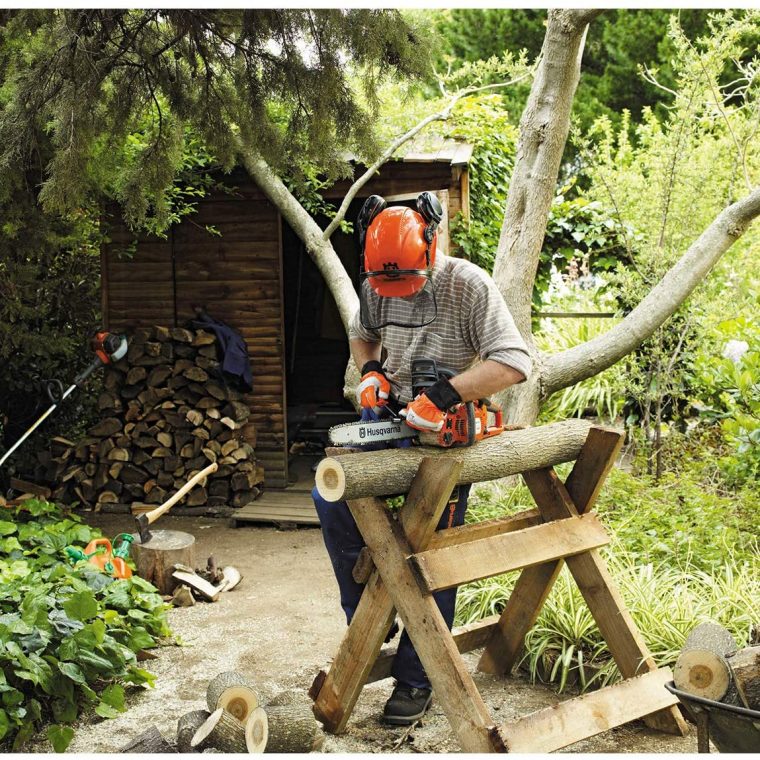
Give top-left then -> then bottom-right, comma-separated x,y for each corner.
358,192 -> 443,298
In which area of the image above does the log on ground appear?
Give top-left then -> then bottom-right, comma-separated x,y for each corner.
245,706 -> 269,752
674,622 -> 738,701
120,725 -> 175,753
177,709 -> 210,753
263,700 -> 320,753
130,529 -> 196,595
315,419 -> 596,501
191,709 -> 247,753
206,670 -> 259,721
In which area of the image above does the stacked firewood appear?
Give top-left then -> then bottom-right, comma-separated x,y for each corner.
49,325 -> 263,510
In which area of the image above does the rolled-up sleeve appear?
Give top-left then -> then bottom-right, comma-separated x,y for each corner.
462,270 -> 532,382
348,309 -> 381,344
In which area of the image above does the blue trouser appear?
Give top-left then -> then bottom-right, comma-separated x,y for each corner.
313,482 -> 469,690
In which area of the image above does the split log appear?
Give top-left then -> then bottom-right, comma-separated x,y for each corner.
191,709 -> 247,753
728,646 -> 760,710
206,671 -> 259,721
171,584 -> 196,607
177,709 -> 210,753
315,419 -> 595,501
131,529 -> 196,594
120,725 -> 175,753
263,700 -> 320,753
674,622 -> 738,701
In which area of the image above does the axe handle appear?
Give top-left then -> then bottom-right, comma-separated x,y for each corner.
144,462 -> 218,526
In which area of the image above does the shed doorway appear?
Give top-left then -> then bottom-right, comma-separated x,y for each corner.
281,209 -> 360,487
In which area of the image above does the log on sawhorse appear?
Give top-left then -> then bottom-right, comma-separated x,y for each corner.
310,424 -> 688,752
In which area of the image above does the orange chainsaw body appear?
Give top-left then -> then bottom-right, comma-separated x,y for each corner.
434,401 -> 504,448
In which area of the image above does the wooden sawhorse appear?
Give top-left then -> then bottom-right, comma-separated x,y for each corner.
310,426 -> 687,752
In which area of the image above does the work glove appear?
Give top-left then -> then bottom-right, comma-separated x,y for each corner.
401,376 -> 462,433
356,361 -> 390,414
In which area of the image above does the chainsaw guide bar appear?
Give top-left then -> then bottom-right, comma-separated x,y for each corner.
328,418 -> 418,446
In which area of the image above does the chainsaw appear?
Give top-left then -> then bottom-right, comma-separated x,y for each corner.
329,359 -> 505,448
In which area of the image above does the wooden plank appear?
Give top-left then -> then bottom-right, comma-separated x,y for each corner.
477,427 -> 624,677
565,426 -> 625,512
312,458 -> 463,736
428,508 -> 542,550
367,615 -> 500,683
348,494 -> 501,753
412,514 -> 609,592
522,468 -> 688,736
501,668 -> 678,753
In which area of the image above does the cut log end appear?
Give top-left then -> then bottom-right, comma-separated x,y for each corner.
673,622 -> 738,701
191,708 -> 247,753
245,706 -> 269,753
314,459 -> 345,503
206,671 -> 259,720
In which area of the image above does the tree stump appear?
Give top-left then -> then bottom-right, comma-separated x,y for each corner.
245,706 -> 269,752
728,646 -> 760,710
263,700 -> 320,753
191,709 -> 247,753
130,529 -> 196,594
206,671 -> 259,722
674,622 -> 738,700
177,709 -> 210,753
120,725 -> 175,753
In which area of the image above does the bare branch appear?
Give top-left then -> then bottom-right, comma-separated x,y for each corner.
321,73 -> 532,241
542,186 -> 760,396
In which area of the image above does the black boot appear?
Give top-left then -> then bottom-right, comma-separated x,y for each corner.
382,683 -> 433,725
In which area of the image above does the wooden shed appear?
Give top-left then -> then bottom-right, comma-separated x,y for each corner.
101,142 -> 472,492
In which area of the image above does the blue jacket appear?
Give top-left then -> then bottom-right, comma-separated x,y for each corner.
191,313 -> 253,393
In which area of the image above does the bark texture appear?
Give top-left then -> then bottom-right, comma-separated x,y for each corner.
492,9 -> 600,339
316,419 -> 593,501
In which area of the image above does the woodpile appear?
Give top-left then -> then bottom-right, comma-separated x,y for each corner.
47,326 -> 263,511
674,622 -> 760,710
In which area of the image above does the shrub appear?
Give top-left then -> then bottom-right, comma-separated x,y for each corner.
0,499 -> 169,751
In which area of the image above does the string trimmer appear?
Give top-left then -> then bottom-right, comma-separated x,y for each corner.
0,331 -> 128,468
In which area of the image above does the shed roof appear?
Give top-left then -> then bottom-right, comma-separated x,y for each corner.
345,138 -> 473,169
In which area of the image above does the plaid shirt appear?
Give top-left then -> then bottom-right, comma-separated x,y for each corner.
349,255 -> 532,404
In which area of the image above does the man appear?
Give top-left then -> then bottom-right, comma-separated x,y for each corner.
313,192 -> 531,725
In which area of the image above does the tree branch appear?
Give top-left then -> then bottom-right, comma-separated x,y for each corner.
542,186 -> 760,395
233,134 -> 360,329
321,74 -> 532,241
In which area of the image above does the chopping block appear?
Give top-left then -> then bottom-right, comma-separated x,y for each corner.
130,529 -> 196,594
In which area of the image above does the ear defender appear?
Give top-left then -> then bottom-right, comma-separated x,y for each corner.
356,195 -> 387,259
416,192 -> 443,244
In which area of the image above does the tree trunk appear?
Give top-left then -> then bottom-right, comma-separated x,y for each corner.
177,710 -> 210,753
191,709 -> 248,753
206,671 -> 260,722
492,9 -> 600,340
315,419 -> 594,501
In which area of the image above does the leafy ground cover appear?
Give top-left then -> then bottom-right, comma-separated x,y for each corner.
456,467 -> 759,692
0,499 -> 169,751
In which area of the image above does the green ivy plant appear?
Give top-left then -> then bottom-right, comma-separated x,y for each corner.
0,499 -> 169,752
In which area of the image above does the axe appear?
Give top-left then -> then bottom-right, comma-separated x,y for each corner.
135,462 -> 218,543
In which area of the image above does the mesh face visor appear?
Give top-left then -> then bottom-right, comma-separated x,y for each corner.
359,274 -> 438,330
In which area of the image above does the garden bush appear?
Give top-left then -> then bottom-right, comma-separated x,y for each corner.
0,499 -> 169,752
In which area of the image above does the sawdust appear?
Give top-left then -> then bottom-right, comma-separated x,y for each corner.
27,514 -> 700,753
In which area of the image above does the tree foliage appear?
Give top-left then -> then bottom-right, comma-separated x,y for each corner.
0,9 -> 429,230
431,8 -> 718,131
